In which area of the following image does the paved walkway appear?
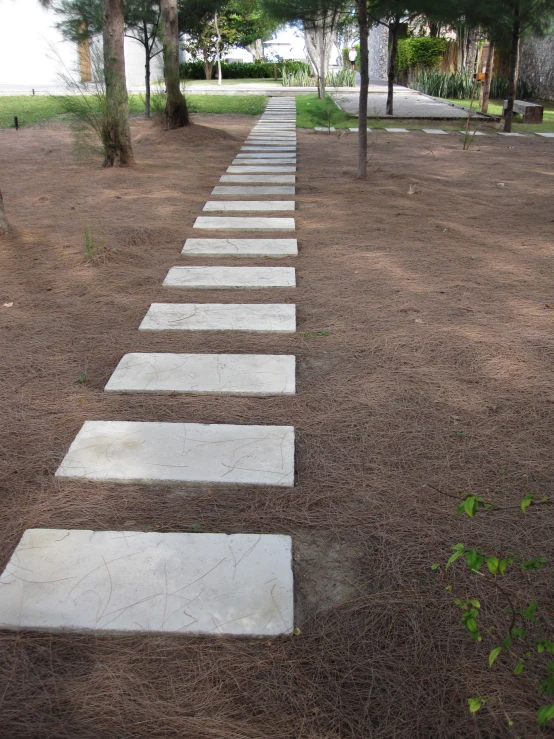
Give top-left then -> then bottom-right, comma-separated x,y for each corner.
0,99 -> 299,637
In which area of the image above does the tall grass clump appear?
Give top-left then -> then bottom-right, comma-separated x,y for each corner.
326,69 -> 356,87
283,68 -> 355,87
411,69 -> 534,101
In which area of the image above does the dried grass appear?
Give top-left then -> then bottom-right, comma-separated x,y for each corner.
0,117 -> 553,737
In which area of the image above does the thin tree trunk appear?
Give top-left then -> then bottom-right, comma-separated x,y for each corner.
102,0 -> 134,166
304,13 -> 336,100
504,1 -> 520,133
160,0 -> 188,128
386,16 -> 400,117
214,10 -> 222,86
357,0 -> 369,179
319,32 -> 326,99
143,21 -> 151,117
0,190 -> 9,234
481,40 -> 494,114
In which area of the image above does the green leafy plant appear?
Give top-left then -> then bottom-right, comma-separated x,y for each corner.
397,37 -> 447,74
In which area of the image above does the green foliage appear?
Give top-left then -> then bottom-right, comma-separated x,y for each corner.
396,36 -> 447,73
295,94 -> 354,129
468,697 -> 485,713
180,60 -> 285,79
326,69 -> 356,87
411,70 -> 533,100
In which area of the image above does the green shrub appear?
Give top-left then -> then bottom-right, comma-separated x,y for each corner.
410,69 -> 534,100
397,37 -> 447,73
179,60 -> 310,81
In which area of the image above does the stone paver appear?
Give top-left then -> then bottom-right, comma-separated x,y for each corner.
203,201 -> 295,212
236,152 -> 298,158
182,238 -> 298,258
212,186 -> 295,195
139,303 -> 296,333
193,216 -> 295,230
226,167 -> 296,174
105,353 -> 296,395
220,175 -> 296,184
536,132 -> 554,138
314,127 -> 335,132
0,528 -> 294,636
422,128 -> 448,134
385,128 -> 410,133
163,265 -> 296,288
241,147 -> 296,152
498,132 -> 527,137
459,130 -> 487,135
332,89 -> 487,118
56,420 -> 295,486
232,159 -> 296,166
349,127 -> 372,132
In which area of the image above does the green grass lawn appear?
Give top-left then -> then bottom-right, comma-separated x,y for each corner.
295,93 -> 355,129
445,98 -> 554,133
0,93 -> 267,130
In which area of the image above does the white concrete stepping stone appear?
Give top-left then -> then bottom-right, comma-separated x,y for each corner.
182,238 -> 298,258
241,147 -> 296,152
140,303 -> 296,333
226,167 -> 296,174
56,420 -> 295,487
0,529 -> 294,636
231,159 -> 296,166
385,128 -> 410,132
314,126 -> 335,132
163,266 -> 296,288
193,216 -> 295,230
246,138 -> 296,142
459,130 -> 487,135
536,132 -> 554,138
106,353 -> 296,395
220,175 -> 296,184
498,132 -> 526,136
422,128 -> 448,134
237,152 -> 297,158
349,127 -> 372,132
212,186 -> 295,195
203,201 -> 295,212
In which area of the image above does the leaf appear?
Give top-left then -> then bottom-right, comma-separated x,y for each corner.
469,600 -> 480,609
75,373 -> 87,385
431,562 -> 440,570
293,627 -> 302,636
514,662 -> 524,675
520,601 -> 538,622
446,548 -> 464,571
487,557 -> 499,576
521,494 -> 535,513
468,697 -> 485,713
489,646 -> 502,667
498,558 -> 510,576
537,705 -> 554,725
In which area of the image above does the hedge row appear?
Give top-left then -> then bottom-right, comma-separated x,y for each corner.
179,60 -> 310,80
397,37 -> 447,73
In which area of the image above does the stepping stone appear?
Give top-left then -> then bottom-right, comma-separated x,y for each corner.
349,127 -> 372,132
231,159 -> 296,166
56,420 -> 295,486
220,175 -> 296,184
246,138 -> 296,142
193,216 -> 295,230
241,147 -> 296,152
106,353 -> 296,395
385,128 -> 410,132
498,132 -> 526,136
212,186 -> 295,195
314,126 -> 335,132
139,303 -> 296,333
422,128 -> 448,134
0,529 -> 294,636
536,132 -> 554,138
459,130 -> 487,135
237,152 -> 297,158
163,266 -> 296,288
226,167 -> 296,174
182,238 -> 298,258
203,201 -> 295,212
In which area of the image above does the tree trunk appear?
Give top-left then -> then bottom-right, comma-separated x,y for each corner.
214,10 -> 222,86
357,0 -> 369,179
386,16 -> 400,117
160,0 -> 188,129
304,11 -> 336,99
102,0 -> 134,166
429,22 -> 440,38
504,1 -> 520,133
247,38 -> 264,60
0,190 -> 10,234
481,41 -> 494,114
144,21 -> 151,117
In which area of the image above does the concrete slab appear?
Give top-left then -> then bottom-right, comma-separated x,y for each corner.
332,90 -> 487,119
203,201 -> 295,212
182,238 -> 298,258
236,152 -> 298,158
105,353 -> 296,395
231,159 -> 296,166
193,216 -> 295,230
498,132 -> 527,136
220,175 -> 296,184
139,303 -> 296,333
241,147 -> 296,152
246,137 -> 296,142
349,127 -> 372,132
385,128 -> 409,132
226,167 -> 296,174
459,130 -> 487,135
314,127 -> 335,132
536,132 -> 554,138
422,128 -> 448,134
0,529 -> 294,636
56,421 -> 295,487
212,186 -> 295,196
163,266 -> 296,288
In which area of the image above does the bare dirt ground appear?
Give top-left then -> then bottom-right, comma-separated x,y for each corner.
1,114 -> 554,738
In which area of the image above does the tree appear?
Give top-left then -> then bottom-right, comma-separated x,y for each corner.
0,191 -> 9,235
102,0 -> 135,165
356,0 -> 369,178
161,0 -> 189,127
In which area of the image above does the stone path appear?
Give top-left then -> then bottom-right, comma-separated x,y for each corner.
317,127 -> 554,138
0,97 -> 299,636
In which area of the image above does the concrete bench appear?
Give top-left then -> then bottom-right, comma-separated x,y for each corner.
503,99 -> 544,123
